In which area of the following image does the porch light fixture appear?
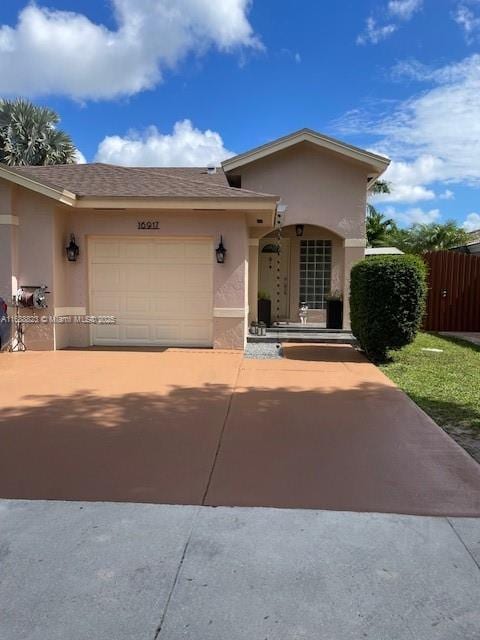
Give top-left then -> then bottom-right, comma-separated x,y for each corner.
216,236 -> 227,263
296,224 -> 304,237
66,234 -> 80,262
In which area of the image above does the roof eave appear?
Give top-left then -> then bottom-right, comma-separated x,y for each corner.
0,164 -> 77,206
75,196 -> 279,211
222,128 -> 390,176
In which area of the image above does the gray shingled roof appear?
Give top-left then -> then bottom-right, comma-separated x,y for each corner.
466,229 -> 480,244
7,163 -> 277,200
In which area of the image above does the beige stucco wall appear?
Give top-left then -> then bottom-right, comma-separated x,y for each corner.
236,142 -> 368,240
6,186 -> 57,349
233,142 -> 368,328
2,182 -> 250,350
0,180 -> 16,304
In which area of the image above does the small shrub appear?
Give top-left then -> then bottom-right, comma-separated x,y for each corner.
350,255 -> 427,362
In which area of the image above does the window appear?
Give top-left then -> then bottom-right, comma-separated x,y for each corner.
299,240 -> 332,309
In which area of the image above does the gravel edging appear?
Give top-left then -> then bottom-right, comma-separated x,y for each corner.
244,342 -> 283,359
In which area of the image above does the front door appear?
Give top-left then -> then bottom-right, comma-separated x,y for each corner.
259,238 -> 290,321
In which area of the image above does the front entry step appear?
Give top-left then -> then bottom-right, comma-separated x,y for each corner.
268,326 -> 350,334
247,331 -> 357,345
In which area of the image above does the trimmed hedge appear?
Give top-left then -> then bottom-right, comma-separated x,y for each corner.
350,255 -> 427,362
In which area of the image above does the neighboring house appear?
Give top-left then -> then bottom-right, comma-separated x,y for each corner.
451,229 -> 480,255
0,128 -> 389,350
365,247 -> 404,256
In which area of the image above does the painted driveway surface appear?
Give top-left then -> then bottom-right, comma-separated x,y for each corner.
206,344 -> 480,516
0,345 -> 479,515
0,349 -> 242,505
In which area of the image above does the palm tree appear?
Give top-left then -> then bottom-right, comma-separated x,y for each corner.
370,179 -> 390,194
366,208 -> 396,247
0,98 -> 77,166
366,179 -> 395,247
406,221 -> 468,254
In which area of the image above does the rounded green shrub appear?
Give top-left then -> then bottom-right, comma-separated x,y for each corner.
350,255 -> 427,362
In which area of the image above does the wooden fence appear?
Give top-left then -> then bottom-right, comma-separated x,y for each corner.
423,251 -> 480,332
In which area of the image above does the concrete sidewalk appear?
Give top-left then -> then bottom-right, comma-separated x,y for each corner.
439,332 -> 480,346
0,500 -> 479,640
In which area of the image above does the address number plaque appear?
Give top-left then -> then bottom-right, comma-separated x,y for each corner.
137,221 -> 159,230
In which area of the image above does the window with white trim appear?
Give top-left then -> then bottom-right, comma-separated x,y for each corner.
299,240 -> 332,309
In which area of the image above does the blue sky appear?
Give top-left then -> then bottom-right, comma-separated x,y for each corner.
0,0 -> 479,230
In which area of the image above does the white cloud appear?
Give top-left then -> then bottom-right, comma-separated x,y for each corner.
454,3 -> 480,43
357,18 -> 396,45
74,149 -> 87,164
95,119 -> 235,166
357,0 -> 422,45
338,54 -> 480,206
385,206 -> 441,226
463,212 -> 480,231
388,0 -> 423,20
0,1 -> 260,100
371,155 -> 439,204
439,189 -> 455,200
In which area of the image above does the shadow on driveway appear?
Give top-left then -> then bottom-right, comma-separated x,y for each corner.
0,347 -> 479,516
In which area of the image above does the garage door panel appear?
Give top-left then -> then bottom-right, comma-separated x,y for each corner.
90,238 -> 213,347
124,294 -> 150,314
151,241 -> 184,260
184,242 -> 212,260
92,241 -> 119,258
184,264 -> 213,290
123,241 -> 152,259
91,293 -> 122,314
92,264 -> 120,290
124,324 -> 150,341
94,323 -> 121,341
152,323 -> 181,342
150,265 -> 185,291
124,265 -> 151,290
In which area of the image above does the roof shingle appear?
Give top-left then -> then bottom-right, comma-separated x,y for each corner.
7,163 -> 277,200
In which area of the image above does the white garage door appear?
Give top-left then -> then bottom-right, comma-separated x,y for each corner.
89,237 -> 213,347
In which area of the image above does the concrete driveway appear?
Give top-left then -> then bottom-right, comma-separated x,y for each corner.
0,345 -> 479,516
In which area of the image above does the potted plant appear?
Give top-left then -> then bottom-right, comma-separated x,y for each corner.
326,290 -> 343,329
257,291 -> 271,327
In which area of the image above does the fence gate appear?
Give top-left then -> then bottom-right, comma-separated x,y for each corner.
423,251 -> 480,331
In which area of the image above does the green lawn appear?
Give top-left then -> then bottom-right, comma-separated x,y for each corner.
380,332 -> 480,432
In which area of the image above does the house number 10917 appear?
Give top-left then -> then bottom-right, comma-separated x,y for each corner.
137,221 -> 159,230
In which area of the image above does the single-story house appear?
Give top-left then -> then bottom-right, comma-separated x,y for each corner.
451,229 -> 480,256
0,128 -> 389,350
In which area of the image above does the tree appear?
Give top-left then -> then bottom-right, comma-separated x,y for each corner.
366,180 -> 396,247
370,179 -> 391,194
0,98 -> 77,166
388,221 -> 468,254
367,208 -> 396,247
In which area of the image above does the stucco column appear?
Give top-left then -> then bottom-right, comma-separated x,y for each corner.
248,238 -> 259,323
343,239 -> 365,330
0,165 -> 18,307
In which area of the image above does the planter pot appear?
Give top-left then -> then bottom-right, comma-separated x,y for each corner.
326,299 -> 343,329
257,299 -> 271,327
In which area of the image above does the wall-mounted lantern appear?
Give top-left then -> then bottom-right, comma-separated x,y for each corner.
66,234 -> 80,262
216,236 -> 227,264
296,224 -> 304,237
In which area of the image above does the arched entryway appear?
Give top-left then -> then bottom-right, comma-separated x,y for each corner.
256,224 -> 345,326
